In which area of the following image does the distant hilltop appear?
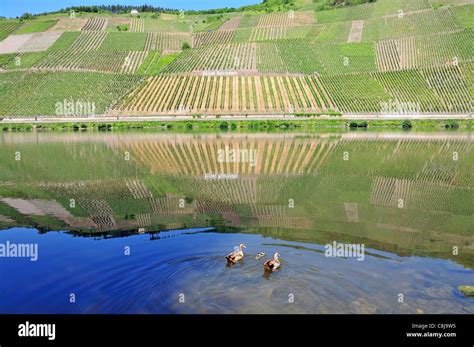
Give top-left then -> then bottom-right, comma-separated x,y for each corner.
7,1 -> 377,19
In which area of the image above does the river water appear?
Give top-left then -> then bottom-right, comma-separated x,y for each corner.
0,130 -> 472,313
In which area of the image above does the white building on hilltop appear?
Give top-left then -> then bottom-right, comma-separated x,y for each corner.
131,9 -> 138,15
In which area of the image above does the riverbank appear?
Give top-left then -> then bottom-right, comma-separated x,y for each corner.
0,116 -> 472,131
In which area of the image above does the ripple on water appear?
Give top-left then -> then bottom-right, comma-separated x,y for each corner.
0,229 -> 473,314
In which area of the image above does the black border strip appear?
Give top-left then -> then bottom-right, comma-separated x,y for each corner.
0,314 -> 472,346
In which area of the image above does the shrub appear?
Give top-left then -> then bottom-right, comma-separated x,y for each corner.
20,13 -> 34,20
117,24 -> 129,31
349,121 -> 368,128
97,124 -> 112,131
330,0 -> 375,6
445,120 -> 459,129
181,41 -> 191,50
402,120 -> 413,129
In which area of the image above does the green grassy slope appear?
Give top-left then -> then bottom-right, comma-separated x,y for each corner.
0,0 -> 472,116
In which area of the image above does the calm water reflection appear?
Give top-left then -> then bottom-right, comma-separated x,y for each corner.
0,130 -> 472,313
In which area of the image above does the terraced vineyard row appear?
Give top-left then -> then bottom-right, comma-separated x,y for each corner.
174,31 -> 470,76
182,25 -> 322,45
0,21 -> 23,41
256,43 -> 287,73
256,11 -> 314,27
250,26 -> 289,41
0,71 -> 143,116
192,30 -> 235,48
376,38 -> 414,71
109,59 -> 472,114
422,65 -> 472,113
33,30 -> 132,73
121,51 -> 148,74
36,50 -> 126,72
375,30 -> 473,72
257,12 -> 294,27
320,73 -> 391,113
372,70 -> 445,112
144,32 -> 191,51
320,64 -> 472,113
81,18 -> 107,31
68,31 -> 108,51
161,43 -> 257,74
36,50 -> 146,74
258,41 -> 376,75
315,0 -> 435,23
362,7 -> 458,41
112,75 -> 335,114
130,18 -> 145,32
158,41 -> 377,75
250,26 -> 318,42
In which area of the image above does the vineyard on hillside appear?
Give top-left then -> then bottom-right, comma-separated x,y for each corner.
0,21 -> 23,41
81,18 -> 108,31
112,75 -> 335,114
0,0 -> 472,116
192,30 -> 235,48
144,32 -> 191,51
161,43 -> 258,74
0,71 -> 143,116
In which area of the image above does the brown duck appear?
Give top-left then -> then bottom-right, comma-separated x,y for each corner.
263,252 -> 280,272
226,243 -> 246,263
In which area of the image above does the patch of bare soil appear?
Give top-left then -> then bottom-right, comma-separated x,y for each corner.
17,31 -> 63,53
48,18 -> 88,31
219,17 -> 241,31
348,20 -> 364,43
0,32 -> 62,54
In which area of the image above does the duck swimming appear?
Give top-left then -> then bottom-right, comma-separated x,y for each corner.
226,243 -> 246,264
263,252 -> 280,272
255,252 -> 266,260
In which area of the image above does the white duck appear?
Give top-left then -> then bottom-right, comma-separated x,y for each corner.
263,252 -> 280,272
226,243 -> 246,264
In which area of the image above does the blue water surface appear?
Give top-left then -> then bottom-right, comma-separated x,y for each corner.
0,227 -> 473,314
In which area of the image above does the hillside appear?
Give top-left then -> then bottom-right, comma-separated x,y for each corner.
0,0 -> 473,117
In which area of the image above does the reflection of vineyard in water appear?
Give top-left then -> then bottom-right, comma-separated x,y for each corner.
0,132 -> 472,268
